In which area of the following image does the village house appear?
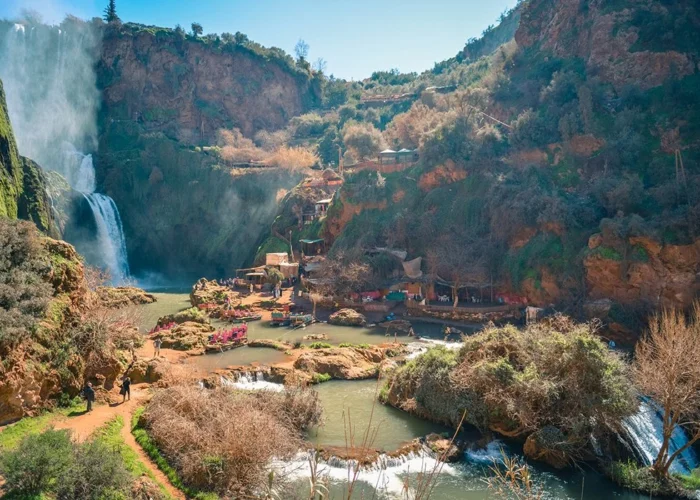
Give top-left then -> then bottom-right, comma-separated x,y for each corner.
378,148 -> 419,165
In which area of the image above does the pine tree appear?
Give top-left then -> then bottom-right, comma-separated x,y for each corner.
103,0 -> 120,23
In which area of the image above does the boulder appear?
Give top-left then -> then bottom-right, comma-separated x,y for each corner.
156,307 -> 210,327
293,347 -> 383,379
248,339 -> 292,351
425,433 -> 461,462
152,321 -> 215,351
126,357 -> 171,384
190,278 -> 240,307
329,308 -> 367,327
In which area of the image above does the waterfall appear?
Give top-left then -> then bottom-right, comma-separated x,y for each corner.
0,20 -> 131,284
220,372 -> 284,392
622,400 -> 699,474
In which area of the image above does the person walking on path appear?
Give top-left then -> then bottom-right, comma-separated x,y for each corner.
153,338 -> 162,358
120,376 -> 131,403
83,382 -> 95,413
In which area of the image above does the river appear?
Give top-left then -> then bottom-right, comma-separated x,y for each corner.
138,291 -> 655,499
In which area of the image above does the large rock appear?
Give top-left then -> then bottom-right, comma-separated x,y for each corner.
96,286 -> 156,308
190,278 -> 241,308
329,308 -> 367,327
152,322 -> 215,351
425,433 -> 461,463
126,357 -> 170,384
293,347 -> 384,379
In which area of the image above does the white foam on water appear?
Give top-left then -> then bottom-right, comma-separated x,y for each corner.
275,450 -> 459,498
464,440 -> 507,464
220,372 -> 284,392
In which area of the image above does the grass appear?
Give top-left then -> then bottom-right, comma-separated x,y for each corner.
131,407 -> 219,500
676,468 -> 700,490
0,399 -> 84,452
309,342 -> 333,349
93,416 -> 174,500
311,372 -> 332,384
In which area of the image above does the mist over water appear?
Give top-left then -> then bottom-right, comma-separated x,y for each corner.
0,19 -> 130,283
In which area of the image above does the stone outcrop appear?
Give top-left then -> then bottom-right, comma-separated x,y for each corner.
293,347 -> 386,380
126,357 -> 171,384
151,322 -> 215,351
328,309 -> 367,327
516,0 -> 698,90
96,286 -> 156,308
425,433 -> 461,463
248,339 -> 292,351
523,426 -> 571,469
584,235 -> 700,309
190,278 -> 240,307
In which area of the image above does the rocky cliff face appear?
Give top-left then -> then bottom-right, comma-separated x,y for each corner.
0,79 -> 52,232
516,0 -> 699,90
98,25 -> 319,145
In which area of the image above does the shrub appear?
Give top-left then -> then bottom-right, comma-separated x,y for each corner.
57,439 -> 131,500
309,342 -> 333,349
0,218 -> 52,353
311,372 -> 332,384
0,429 -> 73,495
342,121 -> 386,161
142,385 -> 318,495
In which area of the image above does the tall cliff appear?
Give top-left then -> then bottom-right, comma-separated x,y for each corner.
97,24 -> 321,145
0,78 -> 52,232
94,25 -> 318,279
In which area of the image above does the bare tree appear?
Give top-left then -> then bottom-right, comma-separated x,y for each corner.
294,39 -> 309,61
312,57 -> 327,74
634,302 -> 700,477
427,238 -> 488,308
314,253 -> 372,299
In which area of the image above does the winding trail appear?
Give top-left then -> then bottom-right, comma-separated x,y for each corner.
52,384 -> 185,500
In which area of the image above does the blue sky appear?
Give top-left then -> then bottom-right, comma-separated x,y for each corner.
2,0 -> 519,79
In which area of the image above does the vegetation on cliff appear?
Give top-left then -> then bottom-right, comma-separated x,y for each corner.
0,79 -> 52,233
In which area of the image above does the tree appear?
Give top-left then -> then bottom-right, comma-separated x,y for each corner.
312,57 -> 327,74
191,22 -> 203,38
103,0 -> 120,23
294,39 -> 309,61
342,121 -> 386,161
427,237 -> 488,308
634,302 -> 700,477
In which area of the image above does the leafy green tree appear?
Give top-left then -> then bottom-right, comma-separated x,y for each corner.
191,22 -> 203,38
103,0 -> 120,23
317,128 -> 342,166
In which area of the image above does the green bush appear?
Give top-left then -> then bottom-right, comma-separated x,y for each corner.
311,372 -> 332,384
57,439 -> 131,500
309,342 -> 333,349
0,429 -> 73,496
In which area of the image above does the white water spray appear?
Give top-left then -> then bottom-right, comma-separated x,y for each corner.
0,20 -> 131,283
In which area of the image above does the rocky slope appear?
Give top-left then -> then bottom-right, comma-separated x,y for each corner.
97,24 -> 320,145
320,0 -> 700,324
0,79 -> 52,233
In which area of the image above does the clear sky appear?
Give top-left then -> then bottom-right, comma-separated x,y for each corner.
1,0 -> 519,80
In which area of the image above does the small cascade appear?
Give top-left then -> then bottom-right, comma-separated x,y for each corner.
275,449 -> 458,496
622,400 -> 699,474
220,371 -> 284,392
406,338 -> 464,360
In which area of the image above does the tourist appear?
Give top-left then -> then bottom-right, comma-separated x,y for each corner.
83,382 -> 95,413
153,338 -> 162,357
120,376 -> 131,403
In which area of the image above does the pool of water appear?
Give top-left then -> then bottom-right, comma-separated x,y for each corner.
309,380 -> 449,452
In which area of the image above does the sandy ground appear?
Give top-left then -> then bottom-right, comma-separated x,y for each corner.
52,383 -> 185,499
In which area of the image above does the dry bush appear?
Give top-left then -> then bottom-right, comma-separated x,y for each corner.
254,128 -> 291,151
142,385 -> 318,496
217,128 -> 267,163
268,145 -> 318,171
342,121 -> 386,161
248,386 -> 323,431
384,103 -> 455,149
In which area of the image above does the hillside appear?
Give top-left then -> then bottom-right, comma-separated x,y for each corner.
266,0 -> 700,330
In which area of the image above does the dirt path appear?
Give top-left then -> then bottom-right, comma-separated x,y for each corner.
53,385 -> 185,500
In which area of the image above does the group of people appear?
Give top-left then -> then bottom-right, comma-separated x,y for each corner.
81,375 -> 132,413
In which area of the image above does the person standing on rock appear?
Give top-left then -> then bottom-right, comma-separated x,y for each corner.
83,382 -> 95,413
120,376 -> 131,403
153,338 -> 162,358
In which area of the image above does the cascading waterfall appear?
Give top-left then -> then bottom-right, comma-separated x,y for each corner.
622,399 -> 699,474
0,19 -> 131,284
220,371 -> 284,392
